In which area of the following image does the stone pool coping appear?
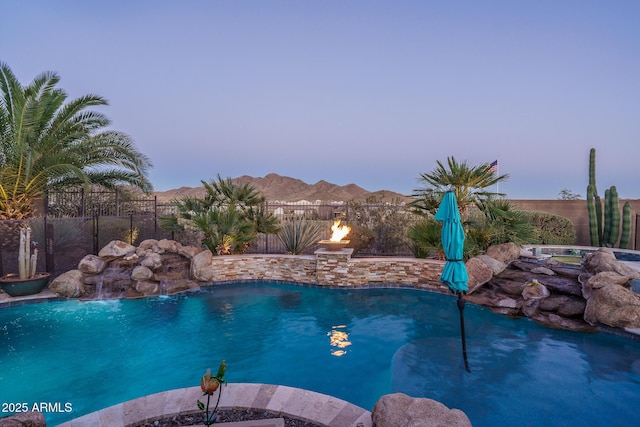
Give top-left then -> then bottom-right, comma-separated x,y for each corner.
56,383 -> 372,427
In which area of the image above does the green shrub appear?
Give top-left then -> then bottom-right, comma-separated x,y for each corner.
407,218 -> 443,259
466,199 -> 538,253
523,211 -> 576,245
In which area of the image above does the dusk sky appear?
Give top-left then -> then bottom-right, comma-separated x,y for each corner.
2,1 -> 639,199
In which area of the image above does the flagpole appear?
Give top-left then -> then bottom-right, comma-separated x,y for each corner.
496,161 -> 499,196
489,160 -> 499,196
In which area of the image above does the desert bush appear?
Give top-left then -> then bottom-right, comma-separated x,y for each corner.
345,223 -> 376,255
523,211 -> 576,245
347,197 -> 412,255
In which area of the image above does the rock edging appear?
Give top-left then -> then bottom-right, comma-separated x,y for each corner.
464,243 -> 640,332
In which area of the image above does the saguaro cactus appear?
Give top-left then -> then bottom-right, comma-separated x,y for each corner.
620,202 -> 632,249
603,186 -> 620,247
586,148 -> 632,248
587,148 -> 602,246
587,184 -> 599,246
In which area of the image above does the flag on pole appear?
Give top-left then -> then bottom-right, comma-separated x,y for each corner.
489,160 -> 498,173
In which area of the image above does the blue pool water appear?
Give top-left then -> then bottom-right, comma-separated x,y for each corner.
1,282 -> 640,426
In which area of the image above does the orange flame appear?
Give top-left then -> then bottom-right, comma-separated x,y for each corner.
329,220 -> 350,242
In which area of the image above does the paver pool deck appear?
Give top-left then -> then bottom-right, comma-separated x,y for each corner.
56,384 -> 372,427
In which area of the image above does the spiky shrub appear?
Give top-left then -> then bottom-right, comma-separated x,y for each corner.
470,199 -> 538,248
407,218 -> 443,259
277,219 -> 324,255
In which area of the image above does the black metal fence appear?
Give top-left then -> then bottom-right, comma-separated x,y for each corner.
0,189 -> 415,278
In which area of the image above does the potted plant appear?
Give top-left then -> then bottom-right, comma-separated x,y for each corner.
0,226 -> 51,297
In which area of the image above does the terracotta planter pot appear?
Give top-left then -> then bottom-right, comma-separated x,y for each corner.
0,272 -> 51,297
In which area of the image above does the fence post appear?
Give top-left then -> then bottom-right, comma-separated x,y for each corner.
264,201 -> 269,254
154,195 -> 158,239
81,187 -> 86,217
93,214 -> 99,254
45,218 -> 54,274
0,224 -> 4,277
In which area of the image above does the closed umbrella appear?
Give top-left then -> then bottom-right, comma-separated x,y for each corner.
434,191 -> 470,372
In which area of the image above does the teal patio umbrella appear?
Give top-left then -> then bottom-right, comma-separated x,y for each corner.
434,191 -> 470,372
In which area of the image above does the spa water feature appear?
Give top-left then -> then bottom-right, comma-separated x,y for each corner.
2,282 -> 640,426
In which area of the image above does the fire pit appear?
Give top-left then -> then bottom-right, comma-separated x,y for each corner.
318,220 -> 351,251
318,239 -> 350,251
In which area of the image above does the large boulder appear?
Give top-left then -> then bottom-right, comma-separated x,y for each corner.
131,265 -> 153,281
466,257 -> 493,294
49,270 -> 86,298
98,240 -> 136,258
538,295 -> 586,318
583,248 -> 640,278
522,280 -> 550,301
372,393 -> 472,427
476,254 -> 506,275
190,249 -> 215,282
137,238 -> 159,252
78,254 -> 106,274
135,280 -> 159,295
140,252 -> 163,270
178,245 -> 201,259
165,278 -> 200,295
485,242 -> 520,264
157,238 -> 182,253
581,271 -> 631,300
0,411 -> 46,427
584,283 -> 640,328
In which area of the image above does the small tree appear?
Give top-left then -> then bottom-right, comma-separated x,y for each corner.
411,157 -> 509,218
558,188 -> 581,200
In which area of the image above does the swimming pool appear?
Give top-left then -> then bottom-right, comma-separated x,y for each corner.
2,282 -> 640,426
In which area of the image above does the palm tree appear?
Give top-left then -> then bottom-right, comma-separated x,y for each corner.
410,156 -> 509,218
0,62 -> 152,219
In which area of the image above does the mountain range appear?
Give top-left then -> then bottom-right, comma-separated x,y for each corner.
153,173 -> 411,203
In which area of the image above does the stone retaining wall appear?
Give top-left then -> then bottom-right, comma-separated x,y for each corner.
48,240 -> 447,299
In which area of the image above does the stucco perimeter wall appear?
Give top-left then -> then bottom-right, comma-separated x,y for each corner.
204,252 -> 445,290
511,199 -> 640,248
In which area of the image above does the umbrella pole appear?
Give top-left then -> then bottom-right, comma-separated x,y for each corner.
456,292 -> 471,372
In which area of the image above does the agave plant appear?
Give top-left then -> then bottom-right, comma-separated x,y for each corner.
277,219 -> 324,255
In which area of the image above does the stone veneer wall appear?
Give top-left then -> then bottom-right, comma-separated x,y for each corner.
204,249 -> 445,289
207,254 -> 319,284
